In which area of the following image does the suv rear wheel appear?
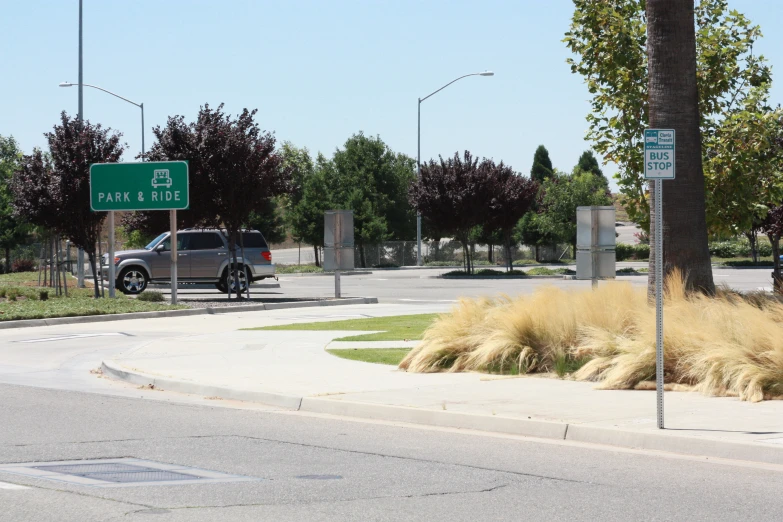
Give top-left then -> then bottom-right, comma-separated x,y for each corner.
117,267 -> 148,295
217,266 -> 249,294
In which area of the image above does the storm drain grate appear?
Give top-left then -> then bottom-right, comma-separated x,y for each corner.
31,463 -> 200,483
0,458 -> 259,488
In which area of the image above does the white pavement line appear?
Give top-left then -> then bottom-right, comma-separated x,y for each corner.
0,482 -> 29,490
16,333 -> 129,344
397,299 -> 459,303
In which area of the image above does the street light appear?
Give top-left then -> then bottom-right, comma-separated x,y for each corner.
59,82 -> 145,299
59,82 -> 145,156
416,71 -> 494,266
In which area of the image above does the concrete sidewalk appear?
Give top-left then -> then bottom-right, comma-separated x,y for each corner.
103,324 -> 783,465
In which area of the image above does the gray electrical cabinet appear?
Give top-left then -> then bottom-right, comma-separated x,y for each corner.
576,206 -> 616,281
323,210 -> 355,271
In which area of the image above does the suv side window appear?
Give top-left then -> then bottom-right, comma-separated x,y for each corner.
189,232 -> 225,251
160,234 -> 190,251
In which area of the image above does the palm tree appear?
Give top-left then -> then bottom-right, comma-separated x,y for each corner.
646,0 -> 715,295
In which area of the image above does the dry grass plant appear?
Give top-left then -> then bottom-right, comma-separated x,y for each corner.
400,271 -> 783,401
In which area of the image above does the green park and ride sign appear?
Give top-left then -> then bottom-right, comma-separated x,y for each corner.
90,161 -> 189,211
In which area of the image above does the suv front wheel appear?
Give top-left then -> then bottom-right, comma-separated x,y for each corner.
117,267 -> 148,295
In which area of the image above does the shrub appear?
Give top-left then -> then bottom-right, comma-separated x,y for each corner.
0,288 -> 6,298
442,270 -> 469,277
373,263 -> 400,269
615,243 -> 635,261
615,243 -> 649,261
6,289 -> 19,301
719,259 -> 773,267
137,291 -> 165,302
39,290 -> 49,301
708,237 -> 771,258
11,259 -> 35,273
475,269 -> 504,276
401,271 -> 783,402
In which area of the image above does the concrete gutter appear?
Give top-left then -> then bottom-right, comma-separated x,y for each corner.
100,363 -> 783,466
0,297 -> 378,330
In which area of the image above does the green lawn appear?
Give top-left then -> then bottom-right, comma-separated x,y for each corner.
327,348 -> 412,365
245,313 -> 438,342
275,264 -> 324,274
0,272 -> 185,321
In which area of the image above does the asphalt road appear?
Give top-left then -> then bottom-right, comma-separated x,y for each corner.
2,383 -> 782,522
1,268 -> 779,521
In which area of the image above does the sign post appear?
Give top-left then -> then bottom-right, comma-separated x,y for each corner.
644,129 -> 675,429
90,161 -> 189,304
324,210 -> 355,298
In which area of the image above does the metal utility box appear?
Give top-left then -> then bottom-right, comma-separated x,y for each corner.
323,210 -> 355,271
576,206 -> 616,282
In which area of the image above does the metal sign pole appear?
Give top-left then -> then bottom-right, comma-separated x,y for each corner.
170,210 -> 177,305
108,211 -> 116,298
655,178 -> 664,429
591,207 -> 599,289
335,214 -> 341,298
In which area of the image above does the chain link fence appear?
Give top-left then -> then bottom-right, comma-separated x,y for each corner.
349,241 -> 574,268
273,241 -> 575,269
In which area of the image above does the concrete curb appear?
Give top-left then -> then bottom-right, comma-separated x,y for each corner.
100,361 -> 303,410
299,398 -> 568,440
437,275 -> 567,280
278,271 -> 373,277
0,297 -> 378,330
98,365 -> 783,465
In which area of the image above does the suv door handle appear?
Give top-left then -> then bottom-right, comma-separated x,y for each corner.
178,253 -> 188,256
217,253 -> 227,256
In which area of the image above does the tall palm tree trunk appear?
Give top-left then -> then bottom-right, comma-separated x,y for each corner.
646,0 -> 715,295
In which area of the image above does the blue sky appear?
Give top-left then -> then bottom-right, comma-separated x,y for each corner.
2,0 -> 782,192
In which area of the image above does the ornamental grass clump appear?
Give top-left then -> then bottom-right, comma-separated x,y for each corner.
400,271 -> 783,401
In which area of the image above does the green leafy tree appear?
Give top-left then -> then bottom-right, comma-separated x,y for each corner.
331,133 -> 416,267
530,145 -> 554,183
536,170 -> 613,255
288,153 -> 334,266
762,205 -> 783,293
704,87 -> 783,261
576,150 -> 604,178
565,0 -> 769,230
0,136 -> 29,273
279,142 -> 315,216
246,198 -> 287,245
517,210 -> 559,262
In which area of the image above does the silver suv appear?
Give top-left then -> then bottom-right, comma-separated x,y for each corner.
102,229 -> 275,294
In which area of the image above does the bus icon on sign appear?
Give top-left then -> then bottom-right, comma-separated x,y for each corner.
152,169 -> 172,189
646,135 -> 658,144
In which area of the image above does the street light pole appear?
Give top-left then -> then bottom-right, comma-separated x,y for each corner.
415,71 -> 494,266
76,0 -> 85,288
417,98 -> 421,266
59,82 -> 145,298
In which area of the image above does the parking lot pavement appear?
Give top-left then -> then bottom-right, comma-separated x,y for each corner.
129,266 -> 776,306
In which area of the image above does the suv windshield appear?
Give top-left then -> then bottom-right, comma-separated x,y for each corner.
144,233 -> 168,250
